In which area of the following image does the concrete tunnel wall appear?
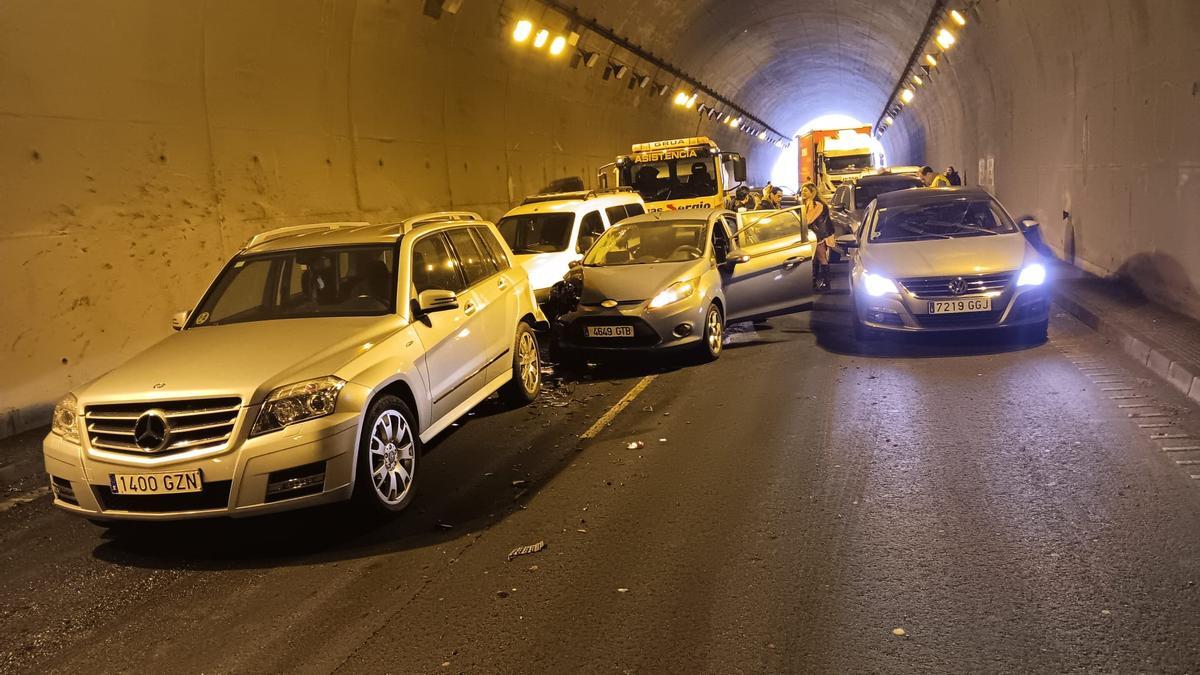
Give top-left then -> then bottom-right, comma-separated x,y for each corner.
883,0 -> 1200,319
0,0 -> 758,435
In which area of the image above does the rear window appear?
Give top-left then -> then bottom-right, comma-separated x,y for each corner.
855,177 -> 923,208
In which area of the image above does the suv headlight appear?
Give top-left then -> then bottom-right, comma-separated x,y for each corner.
51,393 -> 80,444
251,376 -> 345,437
649,278 -> 699,309
863,272 -> 900,296
1017,263 -> 1046,287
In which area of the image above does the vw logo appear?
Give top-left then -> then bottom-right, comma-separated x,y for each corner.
947,277 -> 968,296
133,409 -> 171,452
600,299 -> 618,308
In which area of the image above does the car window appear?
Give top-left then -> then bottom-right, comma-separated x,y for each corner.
711,219 -> 731,259
871,198 -> 1017,242
445,228 -> 494,285
577,210 -> 606,254
737,209 -> 805,247
625,202 -> 646,217
472,226 -> 510,271
604,205 -> 628,226
411,233 -> 466,294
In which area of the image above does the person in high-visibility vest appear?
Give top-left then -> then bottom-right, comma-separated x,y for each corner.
920,165 -> 951,188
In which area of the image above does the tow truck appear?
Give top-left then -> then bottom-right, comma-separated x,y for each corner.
598,137 -> 747,212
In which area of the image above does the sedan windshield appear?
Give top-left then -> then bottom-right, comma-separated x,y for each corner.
191,245 -> 396,327
854,177 -> 923,208
497,213 -> 575,254
584,221 -> 706,266
871,198 -> 1017,242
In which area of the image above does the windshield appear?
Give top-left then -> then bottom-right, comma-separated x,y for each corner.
625,157 -> 719,202
871,198 -> 1018,242
192,244 -> 396,327
498,213 -> 574,254
854,177 -> 923,208
584,221 -> 706,266
825,154 -> 872,174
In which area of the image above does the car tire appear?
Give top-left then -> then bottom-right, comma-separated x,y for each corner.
696,303 -> 724,362
500,322 -> 542,406
353,395 -> 421,514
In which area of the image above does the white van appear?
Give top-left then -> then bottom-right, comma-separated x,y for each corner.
497,189 -> 646,302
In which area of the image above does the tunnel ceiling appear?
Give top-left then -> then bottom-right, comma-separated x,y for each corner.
573,0 -> 937,133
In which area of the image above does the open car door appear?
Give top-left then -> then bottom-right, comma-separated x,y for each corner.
720,210 -> 816,322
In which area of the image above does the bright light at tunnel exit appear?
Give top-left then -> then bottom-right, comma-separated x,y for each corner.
769,114 -> 887,190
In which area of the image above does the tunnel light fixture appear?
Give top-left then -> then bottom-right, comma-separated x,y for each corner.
935,28 -> 956,50
513,20 -> 534,43
567,30 -> 582,46
697,103 -> 708,114
728,116 -> 742,127
655,83 -> 669,96
883,115 -> 894,126
580,50 -> 600,68
637,74 -> 652,88
533,28 -> 550,48
757,130 -> 768,140
910,73 -> 924,86
674,91 -> 690,106
611,63 -> 629,79
685,93 -> 697,109
548,35 -> 567,55
949,9 -> 967,26
924,53 -> 938,68
900,88 -> 915,103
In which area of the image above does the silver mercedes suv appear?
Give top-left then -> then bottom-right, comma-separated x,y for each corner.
44,212 -> 546,521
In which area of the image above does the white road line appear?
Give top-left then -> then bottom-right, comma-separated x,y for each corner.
1110,394 -> 1144,400
579,375 -> 657,440
1175,460 -> 1200,465
1101,386 -> 1133,391
0,486 -> 50,514
1139,423 -> 1175,428
1118,403 -> 1153,408
1153,433 -> 1191,440
1092,380 -> 1123,384
1162,446 -> 1200,452
1129,412 -> 1169,418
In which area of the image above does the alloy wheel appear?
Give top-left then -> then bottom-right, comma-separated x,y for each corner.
368,409 -> 415,505
707,306 -> 723,356
518,331 -> 539,394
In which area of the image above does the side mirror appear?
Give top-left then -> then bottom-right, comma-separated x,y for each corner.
1020,218 -> 1040,232
417,289 -> 458,314
568,259 -> 582,270
732,155 -> 747,183
836,234 -> 859,249
725,248 -> 751,265
171,311 -> 189,331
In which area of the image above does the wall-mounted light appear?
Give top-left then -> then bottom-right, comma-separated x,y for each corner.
685,94 -> 697,109
935,28 -> 956,50
949,9 -> 967,26
610,63 -> 628,79
697,103 -> 708,114
910,73 -> 924,86
636,74 -> 651,88
924,53 -> 938,67
513,19 -> 533,43
728,116 -> 742,127
549,35 -> 567,55
655,83 -> 669,96
883,115 -> 894,126
674,91 -> 690,106
900,88 -> 915,103
579,50 -> 600,68
533,28 -> 550,48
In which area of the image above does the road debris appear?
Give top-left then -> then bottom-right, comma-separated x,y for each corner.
658,438 -> 667,443
892,628 -> 907,637
496,590 -> 509,599
617,587 -> 630,593
626,441 -> 645,450
511,479 -> 529,488
435,522 -> 454,530
507,540 -> 546,561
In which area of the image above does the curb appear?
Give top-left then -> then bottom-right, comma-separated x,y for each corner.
1053,288 -> 1200,406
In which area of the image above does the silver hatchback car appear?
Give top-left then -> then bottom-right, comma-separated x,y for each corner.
552,209 -> 817,361
841,188 -> 1050,339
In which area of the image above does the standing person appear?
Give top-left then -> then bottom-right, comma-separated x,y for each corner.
945,166 -> 962,186
728,185 -> 759,211
919,166 -> 951,187
758,186 -> 783,210
801,182 -> 836,291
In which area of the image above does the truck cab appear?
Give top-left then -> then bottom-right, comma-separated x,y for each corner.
599,137 -> 747,213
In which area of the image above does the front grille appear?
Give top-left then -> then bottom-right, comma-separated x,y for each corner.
84,397 -> 242,456
915,309 -> 1005,328
899,272 -> 1014,299
93,480 -> 232,513
565,316 -> 660,348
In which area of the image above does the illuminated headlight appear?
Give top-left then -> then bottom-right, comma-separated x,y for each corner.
50,393 -> 80,444
863,272 -> 900,297
251,376 -> 345,437
1017,263 -> 1046,287
648,278 -> 698,309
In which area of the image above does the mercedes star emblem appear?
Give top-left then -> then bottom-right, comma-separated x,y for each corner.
133,409 -> 171,452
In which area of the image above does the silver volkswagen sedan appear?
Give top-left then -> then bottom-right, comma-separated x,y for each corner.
551,209 -> 816,361
840,188 -> 1050,339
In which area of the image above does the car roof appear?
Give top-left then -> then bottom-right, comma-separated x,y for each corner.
241,212 -> 489,253
875,186 -> 993,208
855,173 -> 924,185
503,191 -> 643,217
618,208 -> 726,226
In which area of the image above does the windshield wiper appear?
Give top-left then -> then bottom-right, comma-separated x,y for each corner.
947,224 -> 1001,236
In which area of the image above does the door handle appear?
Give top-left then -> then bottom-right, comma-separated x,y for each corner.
463,302 -> 477,316
783,255 -> 812,269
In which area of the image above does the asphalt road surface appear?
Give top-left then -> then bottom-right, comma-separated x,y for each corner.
3,286 -> 1200,674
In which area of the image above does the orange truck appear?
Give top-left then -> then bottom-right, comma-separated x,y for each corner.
797,126 -> 876,197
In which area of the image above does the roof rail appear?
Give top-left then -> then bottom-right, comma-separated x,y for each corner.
244,222 -> 370,249
398,211 -> 484,230
519,187 -> 635,205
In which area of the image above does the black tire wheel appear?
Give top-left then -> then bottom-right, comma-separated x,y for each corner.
353,395 -> 421,514
500,322 -> 542,406
697,303 -> 724,362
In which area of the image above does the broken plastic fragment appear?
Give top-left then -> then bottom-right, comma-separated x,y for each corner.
507,540 -> 546,561
892,627 -> 906,636
626,441 -> 645,450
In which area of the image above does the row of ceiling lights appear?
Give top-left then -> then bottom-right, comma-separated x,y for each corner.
878,6 -> 970,136
509,13 -> 788,148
